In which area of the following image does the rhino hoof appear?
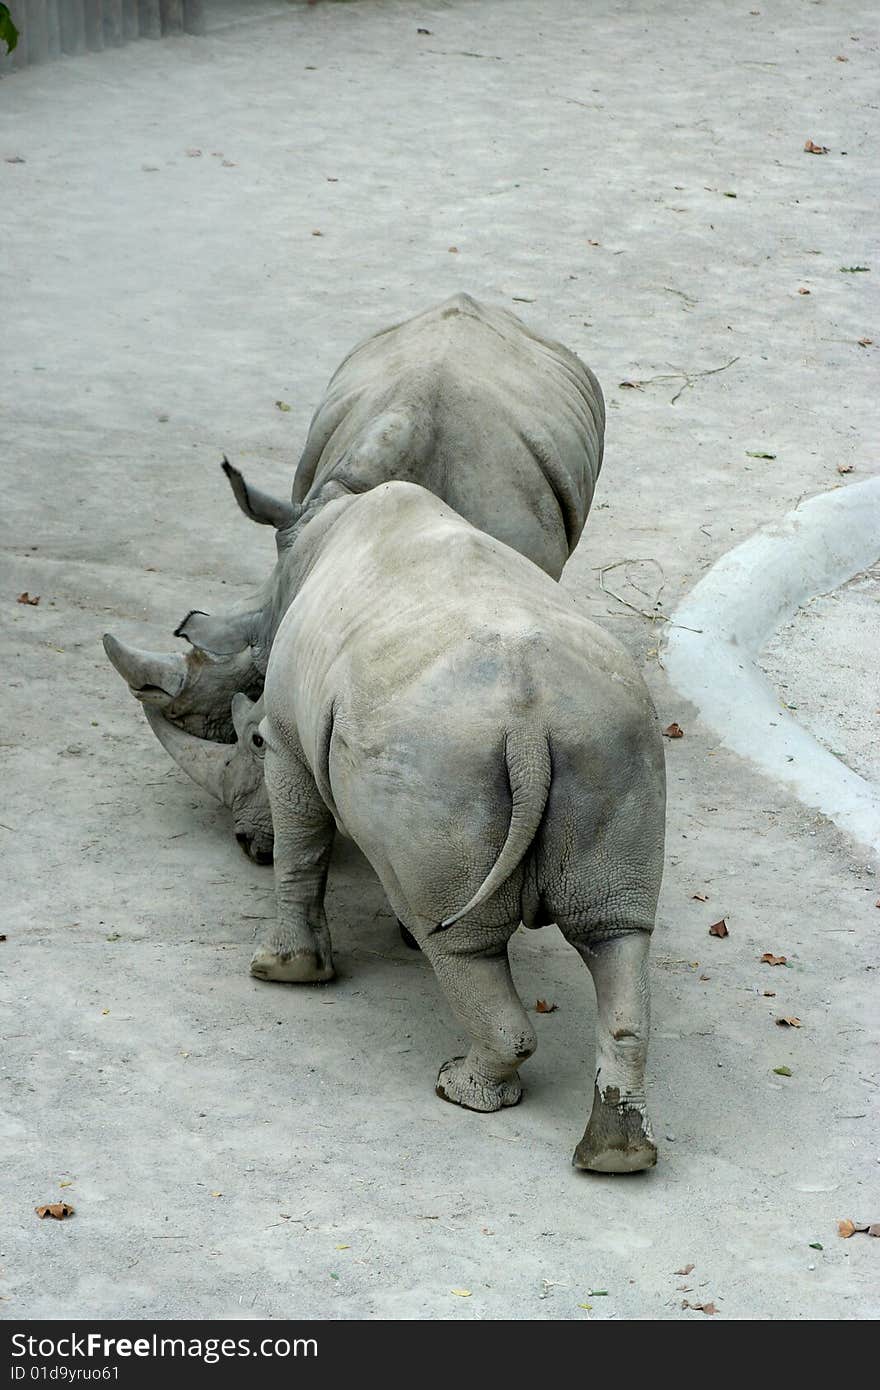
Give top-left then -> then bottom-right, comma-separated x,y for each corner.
435,1056 -> 523,1113
250,948 -> 335,984
572,1084 -> 657,1173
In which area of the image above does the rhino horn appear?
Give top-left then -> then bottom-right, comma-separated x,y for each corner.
221,456 -> 297,529
103,634 -> 187,703
141,705 -> 233,804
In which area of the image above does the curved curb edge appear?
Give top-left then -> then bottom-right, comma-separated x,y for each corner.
663,477 -> 880,858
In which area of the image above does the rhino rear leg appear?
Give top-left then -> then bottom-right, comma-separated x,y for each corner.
251,751 -> 336,984
569,929 -> 657,1173
424,936 -> 536,1113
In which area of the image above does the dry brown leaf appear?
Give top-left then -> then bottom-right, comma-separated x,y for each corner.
835,54 -> 849,61
692,892 -> 709,902
682,1299 -> 717,1314
858,338 -> 873,348
837,464 -> 854,474
311,230 -> 323,237
17,592 -> 40,605
535,999 -> 558,1014
776,1016 -> 801,1028
663,723 -> 684,739
588,239 -> 600,246
619,380 -> 642,390
699,973 -> 710,981
760,953 -> 787,966
448,246 -> 459,253
804,140 -> 830,154
798,287 -> 811,294
35,1202 -> 74,1220
838,1219 -> 879,1239
709,919 -> 729,938
763,990 -> 776,998
675,1263 -> 695,1275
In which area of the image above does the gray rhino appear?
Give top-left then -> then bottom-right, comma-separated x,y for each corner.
104,293 -> 604,759
156,482 -> 665,1172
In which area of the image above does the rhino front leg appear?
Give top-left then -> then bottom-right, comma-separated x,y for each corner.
424,937 -> 536,1113
572,930 -> 656,1173
251,750 -> 336,984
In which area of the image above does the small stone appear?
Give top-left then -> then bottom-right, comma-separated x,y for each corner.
665,1134 -> 676,1142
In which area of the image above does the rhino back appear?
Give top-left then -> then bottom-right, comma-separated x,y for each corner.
290,296 -> 604,578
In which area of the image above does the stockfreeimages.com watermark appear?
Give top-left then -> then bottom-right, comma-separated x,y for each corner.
10,1333 -> 317,1371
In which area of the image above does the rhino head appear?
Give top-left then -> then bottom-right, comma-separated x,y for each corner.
101,458 -> 301,855
102,457 -> 299,740
102,627 -> 264,743
137,693 -> 274,863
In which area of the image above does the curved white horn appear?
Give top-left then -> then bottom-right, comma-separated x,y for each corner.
142,705 -> 233,804
103,634 -> 187,702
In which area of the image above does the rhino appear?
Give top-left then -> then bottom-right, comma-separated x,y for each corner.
104,293 -> 605,762
143,481 -> 666,1172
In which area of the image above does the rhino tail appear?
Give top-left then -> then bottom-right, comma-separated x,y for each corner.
439,729 -> 552,929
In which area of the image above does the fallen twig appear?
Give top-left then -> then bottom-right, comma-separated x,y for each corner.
620,356 -> 740,405
598,560 -> 702,632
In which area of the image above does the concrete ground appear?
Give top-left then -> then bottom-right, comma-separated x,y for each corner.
760,567 -> 880,788
1,0 -> 878,1322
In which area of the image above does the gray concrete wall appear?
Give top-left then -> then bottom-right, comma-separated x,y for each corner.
0,0 -> 204,69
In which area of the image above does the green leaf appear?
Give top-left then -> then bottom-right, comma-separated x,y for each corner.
275,400 -> 292,412
839,266 -> 870,273
746,451 -> 776,459
589,1289 -> 609,1296
773,1066 -> 793,1077
809,1242 -> 823,1250
723,191 -> 737,198
0,3 -> 19,54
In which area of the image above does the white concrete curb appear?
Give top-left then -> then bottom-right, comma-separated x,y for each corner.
664,477 -> 880,858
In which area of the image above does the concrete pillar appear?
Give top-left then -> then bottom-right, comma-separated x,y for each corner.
9,3 -> 29,67
102,0 -> 123,45
60,0 -> 87,54
159,0 -> 182,35
122,0 -> 137,39
182,0 -> 203,36
84,0 -> 104,49
137,0 -> 160,38
47,0 -> 61,57
26,0 -> 50,64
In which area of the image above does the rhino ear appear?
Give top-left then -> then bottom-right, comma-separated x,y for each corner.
230,691 -> 256,741
221,456 -> 297,529
174,609 -> 256,656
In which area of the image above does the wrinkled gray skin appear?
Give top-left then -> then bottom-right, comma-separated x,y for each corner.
165,482 -> 666,1172
104,293 -> 604,789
